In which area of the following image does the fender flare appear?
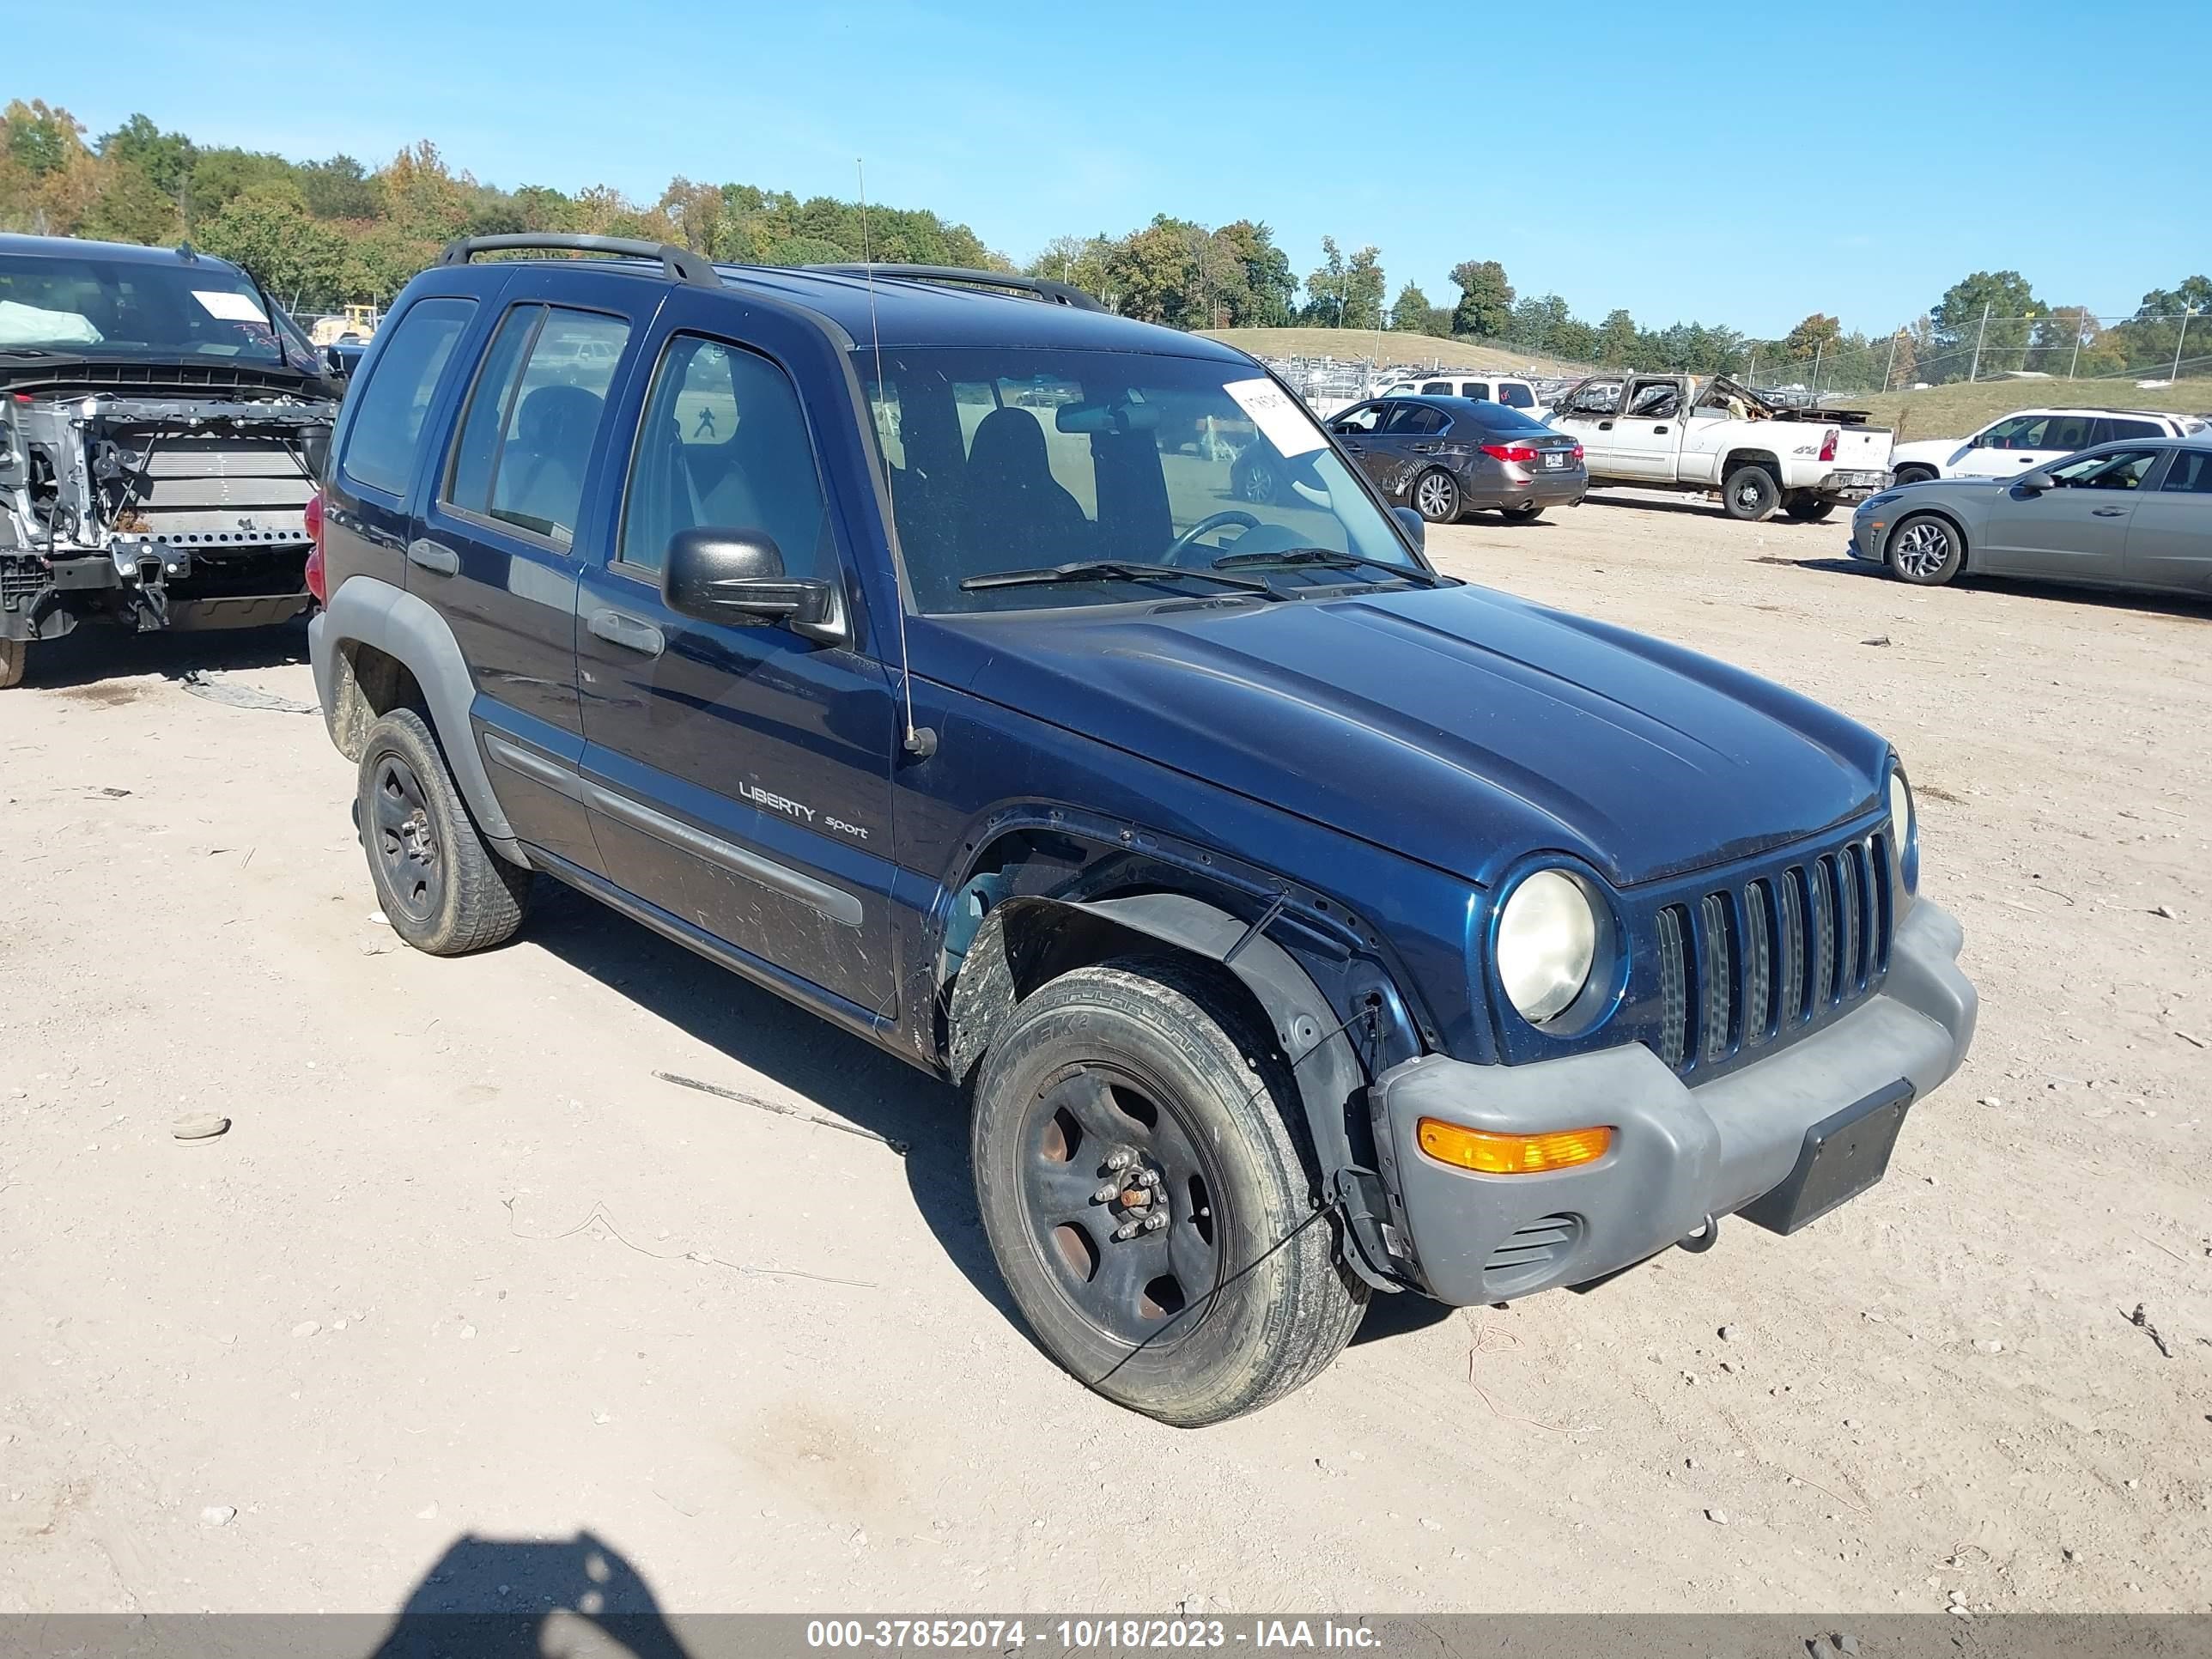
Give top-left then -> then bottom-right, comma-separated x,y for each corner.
949,889 -> 1410,1290
313,575 -> 522,858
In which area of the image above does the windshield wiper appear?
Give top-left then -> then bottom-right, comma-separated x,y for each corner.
1212,546 -> 1444,587
961,560 -> 1277,595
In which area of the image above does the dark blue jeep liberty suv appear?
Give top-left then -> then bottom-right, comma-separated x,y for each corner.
308,236 -> 1977,1425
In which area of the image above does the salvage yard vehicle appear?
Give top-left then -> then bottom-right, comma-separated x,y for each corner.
1328,394 -> 1586,521
309,235 -> 1977,1425
1376,374 -> 1547,416
1547,372 -> 1893,522
0,234 -> 341,689
1886,406 -> 2205,486
1851,434 -> 2212,594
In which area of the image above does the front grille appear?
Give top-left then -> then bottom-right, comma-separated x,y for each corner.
1652,831 -> 1893,1078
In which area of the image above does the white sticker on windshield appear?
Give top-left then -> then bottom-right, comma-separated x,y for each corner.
1223,377 -> 1326,457
193,289 -> 267,323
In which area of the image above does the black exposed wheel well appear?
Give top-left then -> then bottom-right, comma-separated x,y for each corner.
1723,448 -> 1782,480
327,639 -> 428,761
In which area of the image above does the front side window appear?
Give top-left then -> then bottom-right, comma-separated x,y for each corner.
857,346 -> 1424,613
1420,381 -> 1451,395
338,296 -> 477,497
444,305 -> 630,545
1333,403 -> 1388,434
620,333 -> 829,579
1562,380 -> 1622,416
1979,416 -> 2039,449
2051,447 -> 2162,490
1458,382 -> 1491,401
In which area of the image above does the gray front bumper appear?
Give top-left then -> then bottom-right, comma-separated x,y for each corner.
1373,900 -> 1976,1304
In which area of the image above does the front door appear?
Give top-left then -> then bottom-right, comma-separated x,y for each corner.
1606,377 -> 1686,481
574,306 -> 901,1019
2125,447 -> 2212,592
1978,445 -> 2164,581
1327,401 -> 1395,493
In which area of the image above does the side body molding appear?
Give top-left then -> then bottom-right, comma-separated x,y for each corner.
310,576 -> 523,860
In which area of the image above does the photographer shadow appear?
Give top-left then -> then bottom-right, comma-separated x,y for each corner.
368,1531 -> 691,1659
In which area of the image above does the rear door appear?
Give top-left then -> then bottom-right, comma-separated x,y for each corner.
1978,444 -> 2165,580
574,294 -> 900,1018
1548,378 -> 1626,473
411,276 -> 657,872
2124,447 -> 2212,592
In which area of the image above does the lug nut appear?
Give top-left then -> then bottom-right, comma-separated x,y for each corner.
1143,1212 -> 1168,1231
1092,1183 -> 1119,1203
1113,1221 -> 1139,1241
1105,1151 -> 1133,1171
1136,1169 -> 1161,1188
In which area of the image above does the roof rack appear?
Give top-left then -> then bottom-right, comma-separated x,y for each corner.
803,264 -> 1109,313
435,234 -> 720,289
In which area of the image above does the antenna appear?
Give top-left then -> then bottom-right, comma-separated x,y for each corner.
857,158 -> 937,761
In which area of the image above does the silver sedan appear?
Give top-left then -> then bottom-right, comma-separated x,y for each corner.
1849,435 -> 2212,595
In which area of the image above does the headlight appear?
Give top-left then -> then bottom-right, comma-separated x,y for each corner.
1863,490 -> 1904,510
1887,765 -> 1918,890
1496,869 -> 1598,1026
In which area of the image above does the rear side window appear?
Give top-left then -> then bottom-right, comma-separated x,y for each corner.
1419,380 -> 1451,395
444,305 -> 631,546
2106,418 -> 2163,441
619,333 -> 830,580
2039,414 -> 2098,453
2161,451 -> 2212,493
1384,404 -> 1448,434
337,296 -> 476,496
1468,404 -> 1554,435
1496,383 -> 1535,409
1459,381 -> 1491,400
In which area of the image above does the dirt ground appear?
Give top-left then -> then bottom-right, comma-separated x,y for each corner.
3,491 -> 2208,1620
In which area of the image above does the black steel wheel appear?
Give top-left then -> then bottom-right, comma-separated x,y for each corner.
971,957 -> 1367,1425
1723,464 -> 1781,521
356,708 -> 532,956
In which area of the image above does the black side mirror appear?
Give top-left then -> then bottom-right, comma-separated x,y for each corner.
1392,506 -> 1426,551
2018,470 -> 2057,493
662,526 -> 846,644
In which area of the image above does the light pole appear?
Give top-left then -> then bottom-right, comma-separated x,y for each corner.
2174,307 -> 2196,383
1967,303 -> 1991,383
1882,331 -> 1899,392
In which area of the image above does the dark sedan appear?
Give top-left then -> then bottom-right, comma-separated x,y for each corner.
1324,396 -> 1586,523
1849,435 -> 2212,596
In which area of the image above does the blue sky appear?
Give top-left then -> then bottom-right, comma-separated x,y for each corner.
19,0 -> 2208,335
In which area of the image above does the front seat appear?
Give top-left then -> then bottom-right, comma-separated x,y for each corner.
495,384 -> 604,541
959,407 -> 1092,579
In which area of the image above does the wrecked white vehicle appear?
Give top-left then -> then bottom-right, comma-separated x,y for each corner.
0,234 -> 341,689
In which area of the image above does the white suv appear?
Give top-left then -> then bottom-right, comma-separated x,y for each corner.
1378,374 -> 1547,417
1888,407 -> 2206,484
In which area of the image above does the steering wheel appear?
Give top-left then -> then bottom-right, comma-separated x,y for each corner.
1162,508 -> 1261,566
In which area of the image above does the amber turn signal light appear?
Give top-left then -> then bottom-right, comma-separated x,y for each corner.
1415,1120 -> 1613,1174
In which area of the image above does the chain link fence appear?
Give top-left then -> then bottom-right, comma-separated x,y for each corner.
1734,312 -> 2210,403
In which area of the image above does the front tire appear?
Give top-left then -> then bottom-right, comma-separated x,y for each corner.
1887,513 -> 1965,586
356,708 -> 532,956
1891,465 -> 1938,487
1413,468 -> 1462,524
0,638 -> 25,690
1723,464 -> 1780,521
970,957 -> 1367,1426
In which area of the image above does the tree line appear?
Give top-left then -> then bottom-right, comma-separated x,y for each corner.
4,99 -> 2203,386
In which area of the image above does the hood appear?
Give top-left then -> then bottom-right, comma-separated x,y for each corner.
1890,435 -> 1970,465
942,584 -> 1890,890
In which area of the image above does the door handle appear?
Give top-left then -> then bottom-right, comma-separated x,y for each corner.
1411,442 -> 1440,453
1597,421 -> 1614,430
588,608 -> 666,657
2091,507 -> 2127,517
406,538 -> 459,576
1341,442 -> 1365,453
1654,425 -> 1669,434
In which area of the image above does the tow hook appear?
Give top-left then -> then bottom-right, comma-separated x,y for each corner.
112,540 -> 186,632
1677,1212 -> 1721,1254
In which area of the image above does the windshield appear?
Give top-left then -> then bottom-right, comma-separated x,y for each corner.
0,252 -> 314,369
857,346 -> 1425,612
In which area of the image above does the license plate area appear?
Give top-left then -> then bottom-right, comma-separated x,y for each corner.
1544,451 -> 1565,469
1739,1080 -> 1914,1235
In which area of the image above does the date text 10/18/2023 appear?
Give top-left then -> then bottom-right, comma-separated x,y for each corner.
805,1620 -> 1383,1650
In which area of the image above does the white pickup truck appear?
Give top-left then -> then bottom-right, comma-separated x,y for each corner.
1547,373 -> 1894,521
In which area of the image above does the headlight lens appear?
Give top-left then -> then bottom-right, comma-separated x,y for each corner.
1863,490 -> 1904,510
1888,766 -> 1918,890
1496,870 -> 1598,1026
